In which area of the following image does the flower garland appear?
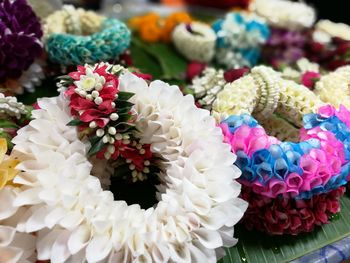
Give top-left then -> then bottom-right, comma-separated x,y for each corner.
172,22 -> 217,63
314,20 -> 350,43
188,67 -> 250,109
280,58 -> 321,89
212,12 -> 270,68
306,33 -> 350,70
212,69 -> 350,234
11,63 -> 247,262
261,27 -> 310,68
44,5 -> 131,65
220,105 -> 350,199
129,12 -> 192,43
0,94 -> 37,262
314,66 -> 350,109
241,186 -> 345,235
251,0 -> 316,30
0,0 -> 43,90
0,93 -> 29,149
212,66 -> 324,126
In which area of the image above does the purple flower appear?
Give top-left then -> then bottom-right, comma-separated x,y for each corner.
261,27 -> 309,68
0,0 -> 43,81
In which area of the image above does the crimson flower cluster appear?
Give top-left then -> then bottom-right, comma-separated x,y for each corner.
241,186 -> 345,235
61,63 -> 155,182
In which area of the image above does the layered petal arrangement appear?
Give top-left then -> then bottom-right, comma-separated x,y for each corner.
8,63 -> 247,262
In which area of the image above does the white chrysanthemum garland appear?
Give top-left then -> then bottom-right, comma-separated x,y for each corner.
251,0 -> 316,30
11,64 -> 247,263
0,93 -> 37,262
314,65 -> 350,108
313,20 -> 350,43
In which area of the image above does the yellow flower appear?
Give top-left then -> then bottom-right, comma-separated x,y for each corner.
0,138 -> 19,189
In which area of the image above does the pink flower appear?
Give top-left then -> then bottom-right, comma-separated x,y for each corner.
186,61 -> 207,81
317,104 -> 336,118
301,71 -> 321,89
336,104 -> 350,127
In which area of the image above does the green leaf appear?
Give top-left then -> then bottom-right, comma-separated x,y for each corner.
131,36 -> 187,80
117,91 -> 135,101
0,120 -> 19,129
130,41 -> 163,79
66,119 -> 84,126
115,100 -> 134,109
220,193 -> 350,263
17,77 -> 59,105
88,137 -> 106,156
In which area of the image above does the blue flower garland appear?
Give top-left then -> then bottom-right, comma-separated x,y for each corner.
212,12 -> 270,67
46,18 -> 131,65
222,110 -> 350,199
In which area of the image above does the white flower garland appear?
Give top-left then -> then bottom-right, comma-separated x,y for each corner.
0,93 -> 27,119
314,66 -> 350,108
11,72 -> 247,263
314,20 -> 350,43
252,0 -> 316,30
172,22 -> 216,63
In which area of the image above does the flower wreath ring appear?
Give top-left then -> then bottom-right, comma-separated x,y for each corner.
213,66 -> 350,199
11,67 -> 246,262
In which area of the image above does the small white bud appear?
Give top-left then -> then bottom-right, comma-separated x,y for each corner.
92,90 -> 99,98
109,137 -> 115,144
108,127 -> 116,135
122,134 -> 130,140
132,170 -> 138,177
79,90 -> 87,97
115,133 -> 123,140
89,121 -> 97,128
129,164 -> 136,170
115,93 -> 119,99
104,152 -> 111,159
143,167 -> 150,173
126,159 -> 132,163
94,97 -> 103,105
136,144 -> 142,150
122,139 -> 130,145
139,149 -> 146,154
102,135 -> 109,143
110,113 -> 119,121
86,94 -> 93,101
95,83 -> 103,91
144,160 -> 150,166
111,102 -> 116,108
96,129 -> 104,137
107,145 -> 115,154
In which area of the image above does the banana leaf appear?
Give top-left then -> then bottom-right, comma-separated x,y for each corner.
220,192 -> 350,263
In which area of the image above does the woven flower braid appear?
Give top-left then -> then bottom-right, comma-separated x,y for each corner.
44,5 -> 130,65
212,66 -> 324,126
314,66 -> 350,109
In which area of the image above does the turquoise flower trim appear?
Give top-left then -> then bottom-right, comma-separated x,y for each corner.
46,18 -> 131,65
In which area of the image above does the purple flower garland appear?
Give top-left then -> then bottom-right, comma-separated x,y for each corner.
0,0 -> 43,81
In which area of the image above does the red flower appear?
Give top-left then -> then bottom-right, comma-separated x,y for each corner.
241,186 -> 345,235
301,71 -> 321,89
133,72 -> 153,81
186,61 -> 207,82
224,67 -> 250,83
65,65 -> 120,127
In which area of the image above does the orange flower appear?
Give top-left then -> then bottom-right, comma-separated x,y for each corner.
140,23 -> 162,43
130,12 -> 193,43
